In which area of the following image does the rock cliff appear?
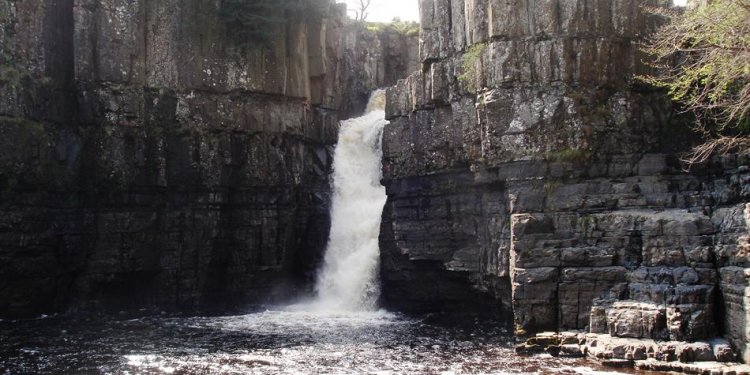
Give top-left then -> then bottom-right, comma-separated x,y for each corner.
0,0 -> 416,318
381,0 -> 750,363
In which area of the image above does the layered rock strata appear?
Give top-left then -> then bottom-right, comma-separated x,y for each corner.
516,331 -> 750,374
0,0 -> 416,318
381,0 -> 750,364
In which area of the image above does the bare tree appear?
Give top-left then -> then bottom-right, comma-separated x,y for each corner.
641,0 -> 750,165
351,0 -> 373,21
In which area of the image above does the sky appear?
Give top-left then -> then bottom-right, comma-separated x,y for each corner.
337,0 -> 420,23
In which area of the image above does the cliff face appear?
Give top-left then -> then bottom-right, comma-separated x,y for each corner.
381,0 -> 750,362
0,0 -> 416,318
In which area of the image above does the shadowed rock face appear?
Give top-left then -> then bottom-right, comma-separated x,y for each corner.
380,0 -> 750,363
0,0 -> 416,318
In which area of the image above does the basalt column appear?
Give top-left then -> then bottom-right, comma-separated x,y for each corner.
381,0 -> 749,362
0,0 -> 417,318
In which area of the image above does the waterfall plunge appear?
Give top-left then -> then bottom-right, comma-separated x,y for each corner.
313,91 -> 388,311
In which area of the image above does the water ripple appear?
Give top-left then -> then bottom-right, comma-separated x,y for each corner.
0,310 -> 652,375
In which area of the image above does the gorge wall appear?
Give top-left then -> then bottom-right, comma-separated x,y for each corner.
3,0 -> 749,365
0,0 -> 416,318
380,0 -> 750,363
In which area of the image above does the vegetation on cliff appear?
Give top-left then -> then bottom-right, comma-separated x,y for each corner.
642,0 -> 750,164
348,0 -> 373,21
365,18 -> 419,37
458,43 -> 486,93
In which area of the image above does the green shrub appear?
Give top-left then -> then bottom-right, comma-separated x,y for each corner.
364,18 -> 420,37
0,65 -> 25,86
389,18 -> 419,36
365,22 -> 384,33
458,43 -> 486,93
641,0 -> 750,164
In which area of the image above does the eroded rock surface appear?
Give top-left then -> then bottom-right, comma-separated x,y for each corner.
517,331 -> 750,374
0,0 -> 416,318
381,0 -> 750,364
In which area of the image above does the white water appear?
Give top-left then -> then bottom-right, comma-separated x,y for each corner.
311,90 -> 388,311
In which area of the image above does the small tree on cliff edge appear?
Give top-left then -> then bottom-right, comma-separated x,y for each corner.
336,0 -> 375,21
641,0 -> 750,165
350,0 -> 373,21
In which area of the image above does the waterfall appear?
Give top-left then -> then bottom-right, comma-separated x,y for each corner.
313,90 -> 388,311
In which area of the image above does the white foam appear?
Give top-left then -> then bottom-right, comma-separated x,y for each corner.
313,90 -> 388,311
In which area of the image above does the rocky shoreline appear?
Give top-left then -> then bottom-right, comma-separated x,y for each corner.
518,331 -> 750,374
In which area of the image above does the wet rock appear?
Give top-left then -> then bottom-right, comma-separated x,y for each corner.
527,332 -> 561,347
589,305 -> 608,334
635,359 -> 750,375
514,343 -> 544,356
711,339 -> 737,363
605,301 -> 667,339
573,333 -> 748,371
560,332 -> 580,345
601,359 -> 634,368
559,344 -> 584,358
585,334 -> 652,361
675,342 -> 715,362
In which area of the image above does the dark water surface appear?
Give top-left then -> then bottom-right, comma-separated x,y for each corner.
1,309 -> 652,374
